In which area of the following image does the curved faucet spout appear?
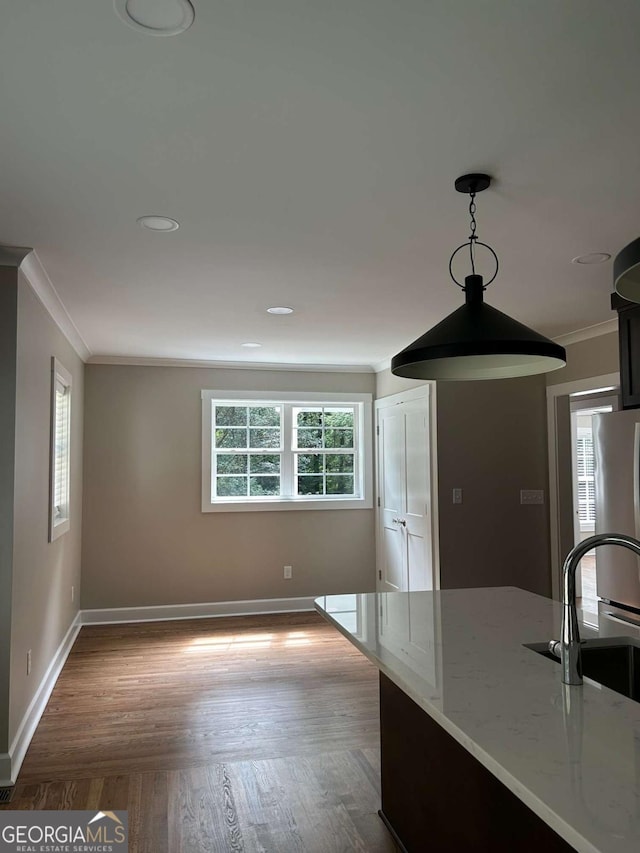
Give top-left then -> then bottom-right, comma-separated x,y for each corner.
560,533 -> 640,686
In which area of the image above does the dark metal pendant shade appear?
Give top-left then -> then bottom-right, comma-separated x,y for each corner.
391,173 -> 567,381
391,275 -> 567,381
614,236 -> 640,303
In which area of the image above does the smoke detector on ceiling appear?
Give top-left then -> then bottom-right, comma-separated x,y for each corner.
114,0 -> 195,36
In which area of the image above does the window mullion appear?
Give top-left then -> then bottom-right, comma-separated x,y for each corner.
321,409 -> 327,494
282,403 -> 293,497
354,404 -> 361,497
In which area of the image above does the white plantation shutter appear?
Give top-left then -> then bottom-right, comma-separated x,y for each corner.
576,429 -> 595,527
49,358 -> 72,541
53,380 -> 70,519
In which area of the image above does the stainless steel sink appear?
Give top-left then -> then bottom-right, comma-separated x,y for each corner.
525,637 -> 640,703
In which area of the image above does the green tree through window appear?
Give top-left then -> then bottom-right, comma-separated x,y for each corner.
213,405 -> 282,497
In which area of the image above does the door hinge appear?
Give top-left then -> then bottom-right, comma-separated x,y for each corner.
378,569 -> 382,580
376,425 -> 379,436
377,496 -> 381,507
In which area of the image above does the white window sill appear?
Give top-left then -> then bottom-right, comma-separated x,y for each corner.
50,518 -> 70,540
203,496 -> 372,513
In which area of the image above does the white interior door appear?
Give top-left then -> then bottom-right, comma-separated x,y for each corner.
376,390 -> 434,593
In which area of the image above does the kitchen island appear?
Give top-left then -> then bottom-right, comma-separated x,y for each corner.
315,587 -> 640,853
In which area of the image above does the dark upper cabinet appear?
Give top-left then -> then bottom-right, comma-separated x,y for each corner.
612,292 -> 640,409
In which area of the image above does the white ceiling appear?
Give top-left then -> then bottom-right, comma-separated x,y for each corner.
1,0 -> 639,368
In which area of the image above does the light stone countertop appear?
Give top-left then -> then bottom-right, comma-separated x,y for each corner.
315,587 -> 640,853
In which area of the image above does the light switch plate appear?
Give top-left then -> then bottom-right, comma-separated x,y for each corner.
520,489 -> 544,505
452,488 -> 463,505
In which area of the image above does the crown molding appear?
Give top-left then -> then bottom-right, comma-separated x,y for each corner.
552,318 -> 618,347
373,358 -> 392,374
18,250 -> 91,361
87,355 -> 375,373
0,245 -> 32,267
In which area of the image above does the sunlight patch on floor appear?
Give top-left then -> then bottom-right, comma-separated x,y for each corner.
186,632 -> 276,652
185,630 -> 317,652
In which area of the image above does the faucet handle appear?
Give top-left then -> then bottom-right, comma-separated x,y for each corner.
548,640 -> 561,659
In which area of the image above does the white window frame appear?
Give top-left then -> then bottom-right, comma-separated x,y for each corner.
49,357 -> 72,541
201,390 -> 373,512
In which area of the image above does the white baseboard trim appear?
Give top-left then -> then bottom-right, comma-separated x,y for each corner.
1,614 -> 82,787
81,596 -> 317,625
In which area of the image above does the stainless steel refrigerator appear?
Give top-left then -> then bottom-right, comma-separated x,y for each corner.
593,409 -> 640,631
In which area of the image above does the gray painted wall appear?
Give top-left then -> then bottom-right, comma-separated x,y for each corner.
8,273 -> 84,747
546,331 -> 619,386
0,268 -> 18,758
81,365 -> 376,609
435,376 -> 550,594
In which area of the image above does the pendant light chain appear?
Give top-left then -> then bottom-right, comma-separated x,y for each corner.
448,174 -> 498,289
469,190 -> 478,275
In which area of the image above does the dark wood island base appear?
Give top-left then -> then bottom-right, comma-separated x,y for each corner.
379,672 -> 576,853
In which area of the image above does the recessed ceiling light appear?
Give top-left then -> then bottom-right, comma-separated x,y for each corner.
266,306 -> 294,315
241,342 -> 262,348
114,0 -> 195,36
137,215 -> 180,232
571,252 -> 611,265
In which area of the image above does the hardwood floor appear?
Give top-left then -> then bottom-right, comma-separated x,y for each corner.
3,613 -> 397,852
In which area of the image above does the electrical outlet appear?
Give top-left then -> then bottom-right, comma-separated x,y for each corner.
452,488 -> 463,505
71,585 -> 75,603
284,565 -> 292,579
520,489 -> 544,505
26,649 -> 31,676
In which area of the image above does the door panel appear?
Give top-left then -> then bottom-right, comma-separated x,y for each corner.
404,408 -> 428,518
407,529 -> 429,592
382,526 -> 404,591
379,408 -> 406,593
404,403 -> 432,591
381,410 -> 403,513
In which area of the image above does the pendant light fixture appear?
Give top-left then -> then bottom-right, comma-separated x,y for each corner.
391,174 -> 567,381
614,236 -> 640,302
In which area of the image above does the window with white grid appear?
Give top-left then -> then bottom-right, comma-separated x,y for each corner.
202,391 -> 372,512
49,358 -> 72,541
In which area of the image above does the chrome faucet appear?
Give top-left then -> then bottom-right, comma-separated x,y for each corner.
555,533 -> 640,686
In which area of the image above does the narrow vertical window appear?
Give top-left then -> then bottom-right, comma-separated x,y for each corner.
49,358 -> 72,541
